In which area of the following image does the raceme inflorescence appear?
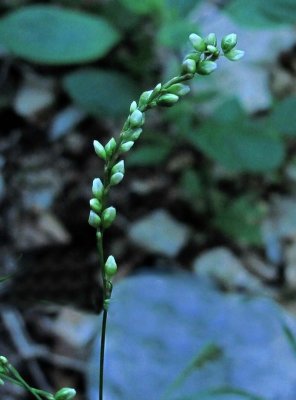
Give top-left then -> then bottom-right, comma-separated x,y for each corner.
88,32 -> 244,400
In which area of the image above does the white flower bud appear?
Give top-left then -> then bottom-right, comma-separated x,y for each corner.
157,93 -> 179,107
90,198 -> 102,213
102,206 -> 116,228
129,100 -> 137,113
104,255 -> 117,278
111,160 -> 125,175
138,90 -> 153,107
88,211 -> 101,229
130,109 -> 144,128
130,128 -> 142,141
110,172 -> 124,186
105,137 -> 117,158
181,59 -> 196,74
54,387 -> 76,400
93,140 -> 106,160
224,49 -> 244,61
120,141 -> 134,153
205,33 -> 217,46
92,178 -> 104,199
189,33 -> 206,52
221,33 -> 237,53
196,60 -> 217,75
167,83 -> 190,97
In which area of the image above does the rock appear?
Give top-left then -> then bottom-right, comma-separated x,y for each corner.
14,73 -> 55,118
53,308 -> 98,348
128,209 -> 190,257
87,273 -> 296,400
49,106 -> 85,141
193,247 -> 262,292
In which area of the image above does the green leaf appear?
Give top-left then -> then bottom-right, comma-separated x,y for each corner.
118,0 -> 164,14
214,196 -> 266,246
127,143 -> 172,167
225,0 -> 283,27
0,5 -> 120,64
63,69 -> 139,118
162,343 -> 223,400
188,113 -> 285,173
260,0 -> 296,25
269,96 -> 296,136
282,322 -> 296,357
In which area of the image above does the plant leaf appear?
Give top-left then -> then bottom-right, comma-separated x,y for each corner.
63,69 -> 139,118
0,5 -> 120,64
269,96 -> 296,136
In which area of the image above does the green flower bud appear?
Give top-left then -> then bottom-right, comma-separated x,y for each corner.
0,379 -> 4,385
102,206 -> 116,228
110,172 -> 124,186
93,140 -> 106,160
129,100 -> 137,113
181,59 -> 196,74
206,45 -> 218,54
0,356 -> 8,366
90,198 -> 102,213
189,33 -> 206,52
167,83 -> 190,97
205,33 -> 217,46
111,160 -> 125,175
54,387 -> 76,400
105,137 -> 117,158
104,298 -> 110,310
221,33 -> 237,53
92,178 -> 104,199
105,255 -> 117,278
130,109 -> 144,128
130,128 -> 142,141
120,141 -> 134,153
196,60 -> 217,75
149,83 -> 161,100
88,211 -> 101,229
157,93 -> 179,107
185,52 -> 201,63
224,49 -> 244,61
138,90 -> 153,108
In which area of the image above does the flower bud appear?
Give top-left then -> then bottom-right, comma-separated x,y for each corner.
105,137 -> 117,158
181,59 -> 196,74
139,90 -> 153,108
206,45 -> 218,54
90,198 -> 102,213
102,206 -> 116,228
93,140 -> 106,160
167,83 -> 190,97
88,211 -> 101,229
110,172 -> 124,186
120,141 -> 134,153
92,178 -> 104,199
189,33 -> 206,52
129,100 -> 137,113
105,255 -> 117,278
0,356 -> 8,366
111,160 -> 125,175
150,83 -> 162,99
205,33 -> 217,46
221,33 -> 237,53
129,109 -> 144,128
0,379 -> 4,385
185,52 -> 201,63
224,49 -> 244,61
157,93 -> 179,107
54,388 -> 76,400
196,60 -> 217,75
130,128 -> 142,141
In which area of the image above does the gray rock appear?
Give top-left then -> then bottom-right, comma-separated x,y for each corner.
193,247 -> 262,292
87,273 -> 296,400
128,209 -> 190,257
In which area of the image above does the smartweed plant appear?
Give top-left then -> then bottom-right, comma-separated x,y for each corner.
88,32 -> 244,400
0,32 -> 243,400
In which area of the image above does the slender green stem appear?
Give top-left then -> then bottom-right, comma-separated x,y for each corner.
99,310 -> 108,400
